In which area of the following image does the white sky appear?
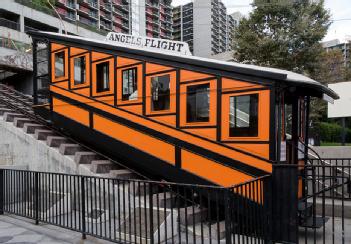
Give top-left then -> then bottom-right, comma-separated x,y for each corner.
171,0 -> 351,42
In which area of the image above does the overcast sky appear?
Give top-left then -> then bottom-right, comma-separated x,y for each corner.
171,0 -> 351,42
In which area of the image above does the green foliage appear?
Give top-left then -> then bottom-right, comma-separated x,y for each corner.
15,0 -> 55,15
232,0 -> 331,75
316,122 -> 351,143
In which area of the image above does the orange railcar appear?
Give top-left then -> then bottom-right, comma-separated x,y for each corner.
28,31 -> 338,188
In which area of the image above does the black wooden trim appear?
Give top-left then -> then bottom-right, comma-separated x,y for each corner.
180,125 -> 217,129
51,46 -> 68,53
147,112 -> 176,117
68,47 -> 71,90
117,102 -> 143,107
90,112 -> 94,128
175,146 -> 181,168
52,79 -> 69,84
142,61 -> 146,116
91,55 -> 114,63
221,140 -> 270,144
176,68 -> 180,128
70,85 -> 90,91
145,69 -> 177,77
216,76 -> 222,141
92,93 -> 114,98
116,61 -> 143,70
114,55 -> 117,107
51,83 -> 273,164
89,51 -> 93,97
222,87 -> 269,95
70,51 -> 90,59
180,77 -> 216,86
51,91 -> 271,176
269,87 -> 276,161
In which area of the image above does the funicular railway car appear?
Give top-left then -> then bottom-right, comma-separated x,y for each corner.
28,31 -> 338,189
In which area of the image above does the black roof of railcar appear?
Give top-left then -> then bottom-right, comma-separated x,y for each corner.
28,31 -> 339,99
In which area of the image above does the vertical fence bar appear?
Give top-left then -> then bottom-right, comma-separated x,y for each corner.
34,172 -> 39,225
224,188 -> 232,244
0,169 -> 3,215
81,176 -> 86,240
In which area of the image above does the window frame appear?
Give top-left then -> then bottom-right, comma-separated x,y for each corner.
96,61 -> 110,93
70,53 -> 90,89
229,94 -> 259,137
91,58 -> 114,97
51,48 -> 68,82
221,90 -> 270,141
180,79 -> 217,127
146,71 -> 176,115
121,67 -> 138,101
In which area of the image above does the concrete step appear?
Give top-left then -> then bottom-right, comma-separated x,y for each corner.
46,136 -> 69,147
188,221 -> 226,240
179,206 -> 208,225
34,129 -> 55,141
90,160 -> 122,174
13,118 -> 32,128
0,108 -> 12,116
152,192 -> 178,209
3,112 -> 26,122
59,144 -> 85,155
23,123 -> 46,134
110,169 -> 136,180
74,152 -> 100,165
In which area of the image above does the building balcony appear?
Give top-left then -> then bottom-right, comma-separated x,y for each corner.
113,8 -> 129,20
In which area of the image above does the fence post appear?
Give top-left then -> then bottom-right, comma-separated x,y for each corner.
0,169 -> 3,215
34,172 -> 39,225
224,188 -> 232,244
81,176 -> 86,239
149,183 -> 154,244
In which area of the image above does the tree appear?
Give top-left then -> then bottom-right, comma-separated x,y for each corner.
232,0 -> 331,76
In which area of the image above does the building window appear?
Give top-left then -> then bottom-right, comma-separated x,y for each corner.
151,74 -> 170,111
186,83 -> 210,122
96,62 -> 110,92
54,51 -> 65,78
122,68 -> 137,101
229,94 -> 258,137
73,56 -> 86,85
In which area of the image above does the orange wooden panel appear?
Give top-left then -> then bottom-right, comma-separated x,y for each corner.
70,47 -> 88,56
93,114 -> 175,165
145,71 -> 177,115
91,58 -> 115,97
179,80 -> 217,127
221,90 -> 270,142
51,49 -> 68,83
70,52 -> 90,89
52,97 -> 89,126
50,86 -> 272,173
117,56 -> 141,67
180,69 -> 214,82
182,150 -> 253,187
54,81 -> 69,89
121,104 -> 143,115
51,43 -> 66,52
95,96 -> 115,105
222,78 -> 263,93
92,51 -> 111,62
73,88 -> 90,96
146,63 -> 173,74
152,115 -> 176,126
117,64 -> 143,105
183,128 -> 217,140
226,143 -> 270,159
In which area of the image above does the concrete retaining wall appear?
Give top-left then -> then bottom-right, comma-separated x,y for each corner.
311,146 -> 351,159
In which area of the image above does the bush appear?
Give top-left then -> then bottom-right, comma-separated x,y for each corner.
316,122 -> 351,143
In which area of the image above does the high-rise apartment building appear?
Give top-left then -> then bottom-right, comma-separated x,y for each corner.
172,0 -> 238,58
322,38 -> 351,68
55,0 -> 173,39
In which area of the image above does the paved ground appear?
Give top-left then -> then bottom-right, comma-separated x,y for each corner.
0,215 -> 113,244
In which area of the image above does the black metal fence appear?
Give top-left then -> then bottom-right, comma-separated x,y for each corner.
0,168 -> 271,244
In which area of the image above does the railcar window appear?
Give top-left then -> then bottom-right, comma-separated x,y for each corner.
151,74 -> 170,111
96,62 -> 110,92
122,68 -> 137,101
73,56 -> 86,85
229,94 -> 258,137
54,51 -> 65,78
186,83 -> 210,122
